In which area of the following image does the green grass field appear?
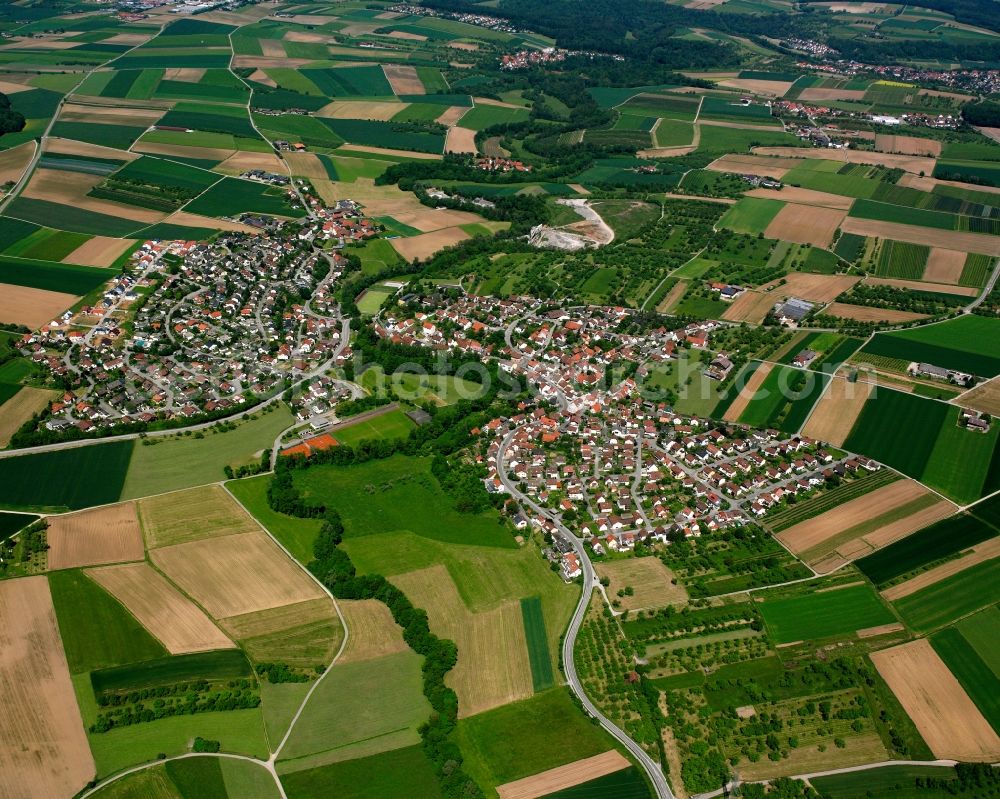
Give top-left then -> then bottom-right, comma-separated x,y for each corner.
520,596 -> 554,692
757,582 -> 895,643
91,649 -> 252,697
294,454 -> 515,549
454,688 -> 616,789
280,745 -> 442,799
0,253 -> 116,294
541,768 -> 651,799
718,197 -> 784,234
227,475 -> 323,565
184,177 -> 306,219
49,570 -> 167,674
0,441 -> 134,511
811,765 -> 961,798
276,650 -> 430,773
955,605 -> 1000,676
329,408 -> 415,447
356,284 -> 395,315
856,512 -> 997,587
861,316 -> 1000,378
458,104 -> 531,132
892,556 -> 1000,633
737,365 -> 829,434
929,626 -> 1000,732
121,405 -> 293,500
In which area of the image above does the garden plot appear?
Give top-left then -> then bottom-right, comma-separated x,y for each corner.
87,562 -> 235,654
46,501 -> 145,570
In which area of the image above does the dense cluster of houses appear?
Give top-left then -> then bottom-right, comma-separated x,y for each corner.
476,157 -> 532,173
386,4 -> 525,34
21,231 -> 348,432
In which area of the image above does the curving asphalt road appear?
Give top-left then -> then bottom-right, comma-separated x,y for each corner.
497,427 -> 675,799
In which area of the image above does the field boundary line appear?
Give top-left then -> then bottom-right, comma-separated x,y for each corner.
220,481 -> 351,763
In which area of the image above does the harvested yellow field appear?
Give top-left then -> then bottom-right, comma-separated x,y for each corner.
283,152 -> 330,180
872,640 -> 1000,761
594,557 -> 687,611
218,597 -> 341,667
497,751 -> 630,799
923,248 -> 967,283
151,532 -> 325,619
383,64 -> 424,95
249,69 -> 276,88
864,277 -> 977,297
391,565 -> 533,717
760,272 -> 859,302
104,32 -> 153,46
0,141 -> 34,186
474,96 -> 526,109
802,375 -> 872,446
337,598 -> 409,663
138,484 -> 260,548
23,169 -> 164,223
232,56 -> 313,69
283,30 -> 329,43
875,134 -> 941,157
721,290 -> 776,324
162,210 -> 261,234
445,126 -> 477,154
882,537 -> 1000,601
723,361 -> 773,421
0,576 -> 94,799
133,141 -> 234,162
46,137 -> 139,162
798,87 -> 867,102
259,39 -> 286,58
47,502 -> 144,571
824,302 -> 930,322
0,283 -> 77,328
315,101 -> 404,121
339,143 -> 441,160
62,236 -> 137,267
386,29 -> 426,40
960,376 -> 1000,416
391,226 -> 470,261
0,387 -> 58,447
656,280 -> 688,313
765,203 -> 846,249
214,150 -> 284,176
88,563 -> 235,653
717,78 -> 794,96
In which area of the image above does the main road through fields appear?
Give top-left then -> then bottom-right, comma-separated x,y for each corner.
497,427 -> 675,799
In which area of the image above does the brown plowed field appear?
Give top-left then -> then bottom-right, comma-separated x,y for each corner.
23,169 -> 164,223
315,101 -> 403,121
383,64 -> 424,95
281,152 -> 329,180
856,622 -> 904,638
0,387 -> 57,447
214,151 -> 284,175
758,272 -> 859,303
497,751 -> 630,799
863,277 -> 977,296
656,280 -> 688,313
777,480 -> 926,555
882,537 -> 1000,601
721,290 -> 776,324
717,78 -> 794,96
162,210 -> 260,234
259,39 -> 286,58
0,141 -> 34,186
765,203 -> 846,248
752,146 -> 937,175
802,376 -> 871,445
391,565 -> 533,718
163,67 -> 204,82
873,217 -> 999,254
47,502 -> 144,571
337,599 -> 409,663
959,376 -> 1000,416
232,56 -> 312,69
436,106 -> 469,126
874,134 -> 941,157
0,576 -> 94,799
0,283 -> 77,328
138,485 -> 260,548
723,362 -> 773,422
445,126 -> 477,154
747,186 -> 853,210
133,141 -> 234,161
824,302 -> 930,322
390,227 -> 470,261
797,87 -> 868,102
151,532 -> 325,619
706,153 -> 799,180
62,236 -> 136,267
922,248 -> 967,283
88,562 -> 235,653
58,103 -> 163,126
338,143 -> 441,160
872,639 -> 1000,761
